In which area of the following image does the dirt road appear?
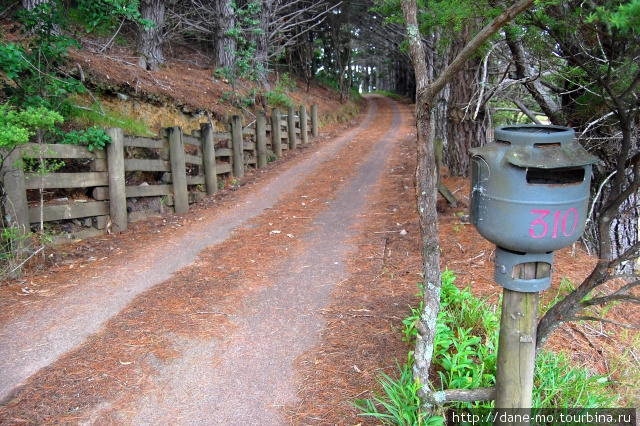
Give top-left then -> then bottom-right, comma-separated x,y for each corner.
0,95 -> 412,424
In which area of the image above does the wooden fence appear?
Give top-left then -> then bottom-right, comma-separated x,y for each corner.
2,104 -> 319,242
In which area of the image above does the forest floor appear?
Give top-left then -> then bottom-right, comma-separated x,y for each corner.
0,35 -> 638,425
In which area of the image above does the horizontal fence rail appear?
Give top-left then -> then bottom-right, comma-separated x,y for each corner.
2,105 -> 318,242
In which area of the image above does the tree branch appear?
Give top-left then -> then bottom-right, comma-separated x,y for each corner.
429,0 -> 536,97
571,316 -> 640,329
512,99 -> 542,124
430,387 -> 496,405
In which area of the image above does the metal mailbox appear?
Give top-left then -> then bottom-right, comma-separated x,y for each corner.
469,124 -> 598,292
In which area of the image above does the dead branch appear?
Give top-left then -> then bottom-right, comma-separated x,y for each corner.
571,316 -> 640,329
582,279 -> 640,307
431,387 -> 496,404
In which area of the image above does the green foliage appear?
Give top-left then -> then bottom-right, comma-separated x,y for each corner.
314,70 -> 341,91
363,270 -> 622,425
433,271 -> 498,392
0,104 -> 63,151
352,353 -> 444,425
263,73 -> 296,109
0,227 -> 30,262
21,155 -> 65,175
588,0 -> 640,34
0,226 -> 33,278
533,351 -> 616,409
277,72 -> 296,92
373,0 -> 498,39
263,91 -> 293,109
435,272 -> 620,419
266,150 -> 277,164
402,282 -> 424,344
59,126 -> 111,151
2,2 -> 84,111
0,42 -> 27,80
75,0 -> 153,33
219,0 -> 266,89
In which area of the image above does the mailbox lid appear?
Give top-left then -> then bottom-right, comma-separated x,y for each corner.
494,125 -> 598,169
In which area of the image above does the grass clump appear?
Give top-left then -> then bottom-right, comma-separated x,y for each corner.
353,270 -> 625,425
68,102 -> 155,137
352,353 -> 444,426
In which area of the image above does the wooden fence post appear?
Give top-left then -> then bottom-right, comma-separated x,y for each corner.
256,110 -> 267,168
1,148 -> 30,235
311,104 -> 318,137
231,115 -> 244,178
106,128 -> 128,232
167,126 -> 189,214
287,105 -> 297,150
494,286 -> 539,424
201,122 -> 218,195
300,104 -> 308,144
271,108 -> 282,158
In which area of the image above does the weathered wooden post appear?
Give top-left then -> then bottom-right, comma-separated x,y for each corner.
106,127 -> 128,232
468,125 -> 598,424
167,126 -> 189,214
256,110 -> 267,168
231,115 -> 244,178
287,105 -> 297,150
311,104 -> 318,138
271,108 -> 282,158
1,148 -> 29,235
299,104 -> 308,144
495,288 -> 539,417
201,122 -> 217,195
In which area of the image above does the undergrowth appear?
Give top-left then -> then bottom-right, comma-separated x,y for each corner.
68,102 -> 155,137
353,270 -> 624,425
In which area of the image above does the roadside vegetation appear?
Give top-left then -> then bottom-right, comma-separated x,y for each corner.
354,270 -> 632,424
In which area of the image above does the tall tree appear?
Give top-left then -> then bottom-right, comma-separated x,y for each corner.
137,0 -> 166,70
398,0 -> 535,401
445,24 -> 488,177
212,0 -> 236,69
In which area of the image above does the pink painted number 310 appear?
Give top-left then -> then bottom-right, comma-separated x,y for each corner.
530,208 -> 579,239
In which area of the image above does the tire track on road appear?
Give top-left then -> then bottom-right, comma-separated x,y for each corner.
124,96 -> 406,425
0,101 -> 376,403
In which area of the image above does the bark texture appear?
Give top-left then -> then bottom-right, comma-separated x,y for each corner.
137,0 -> 166,71
212,0 -> 235,69
400,0 -> 441,393
445,25 -> 487,177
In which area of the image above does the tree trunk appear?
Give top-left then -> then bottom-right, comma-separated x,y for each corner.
210,0 -> 234,69
431,29 -> 450,150
137,0 -> 166,71
400,0 -> 536,401
400,0 -> 442,399
255,0 -> 273,89
445,25 -> 488,177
